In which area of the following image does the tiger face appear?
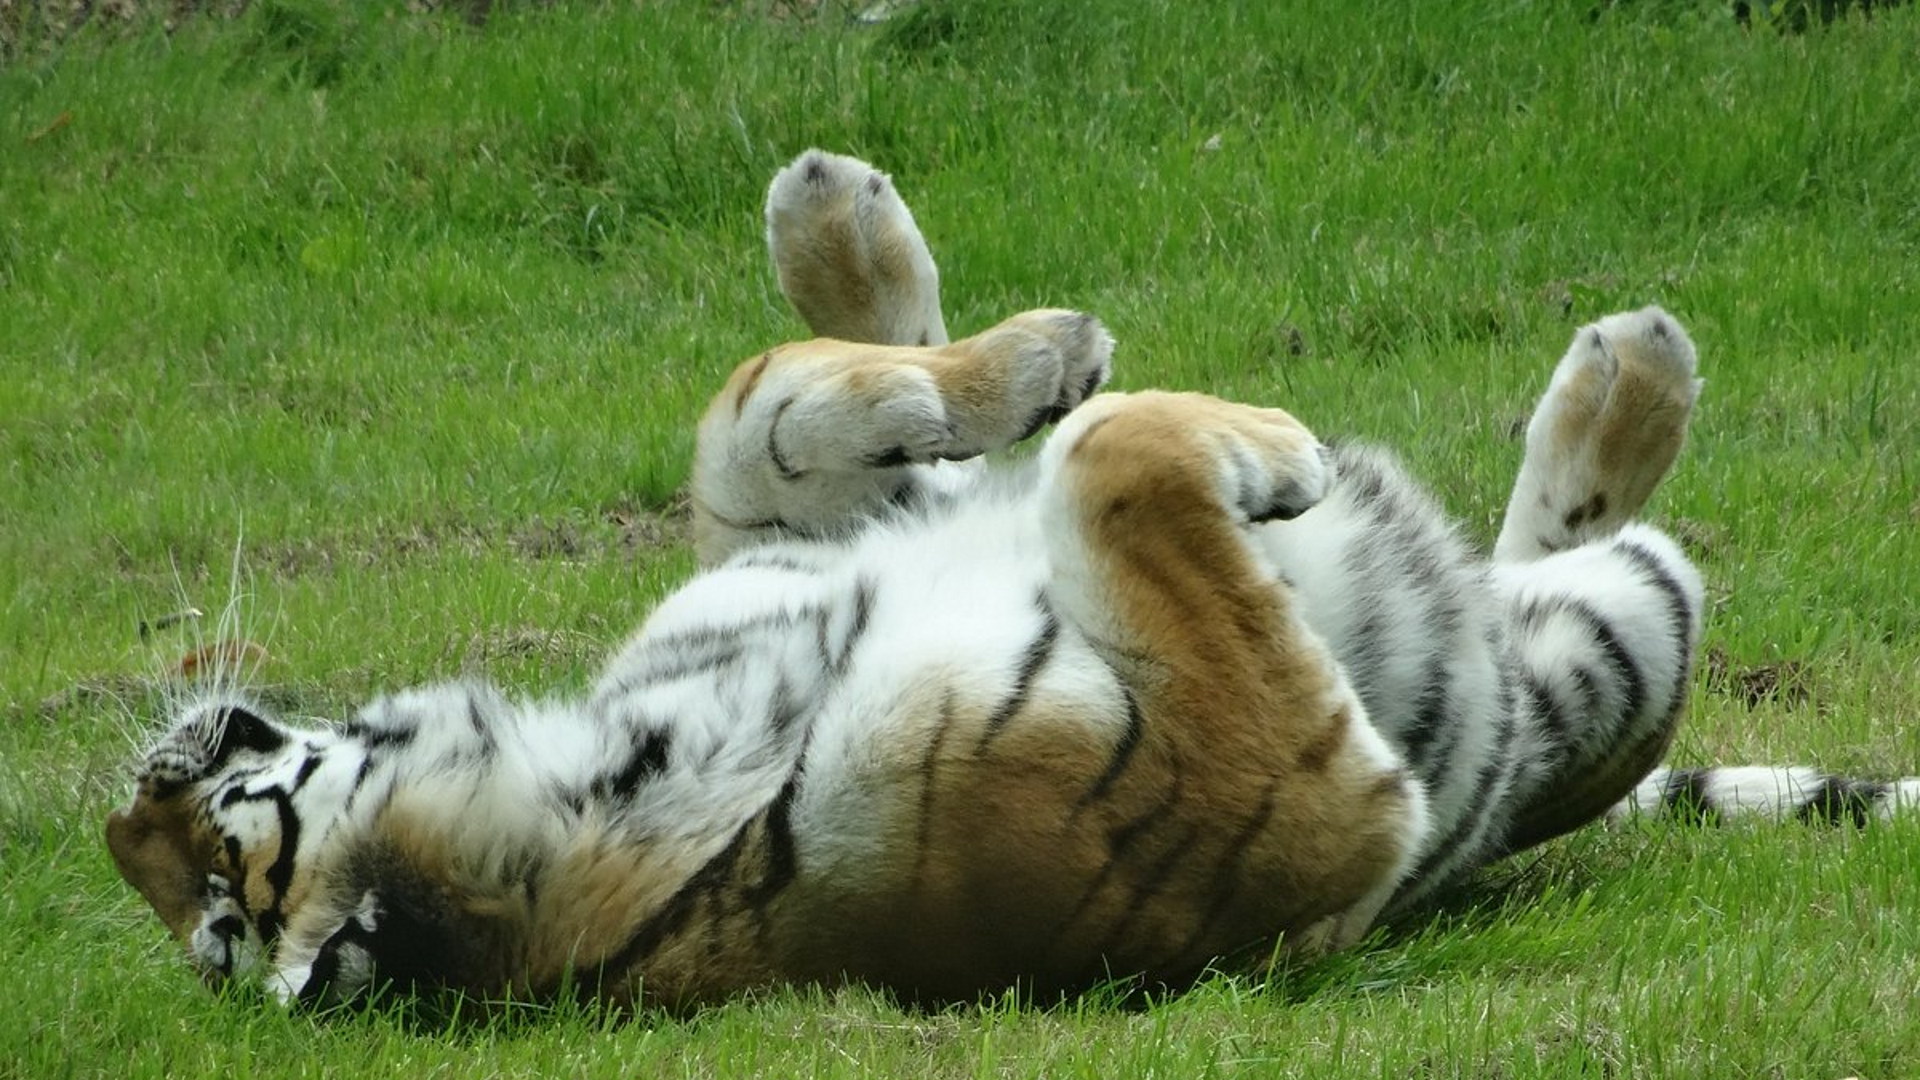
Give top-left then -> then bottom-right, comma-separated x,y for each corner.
105,701 -> 352,988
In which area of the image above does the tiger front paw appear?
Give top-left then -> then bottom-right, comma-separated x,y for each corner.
765,149 -> 949,347
933,308 -> 1114,456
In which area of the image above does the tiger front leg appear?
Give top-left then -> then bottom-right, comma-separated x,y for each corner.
765,148 -> 949,348
691,310 -> 1112,563
1034,393 -> 1430,963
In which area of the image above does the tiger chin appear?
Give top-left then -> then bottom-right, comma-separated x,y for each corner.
108,149 -> 1917,1013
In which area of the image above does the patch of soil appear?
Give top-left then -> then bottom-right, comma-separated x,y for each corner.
604,498 -> 688,556
1702,643 -> 1813,709
1666,517 -> 1726,561
229,501 -> 687,581
457,626 -> 601,671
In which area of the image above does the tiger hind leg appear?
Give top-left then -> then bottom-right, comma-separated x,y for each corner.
1491,309 -> 1707,850
1494,306 -> 1703,563
1034,392 -> 1429,964
1496,527 -> 1705,850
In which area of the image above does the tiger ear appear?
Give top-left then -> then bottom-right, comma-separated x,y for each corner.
208,703 -> 286,766
105,797 -> 212,943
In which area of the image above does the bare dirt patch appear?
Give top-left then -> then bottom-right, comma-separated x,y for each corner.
243,503 -> 687,579
1702,643 -> 1814,709
456,625 -> 601,672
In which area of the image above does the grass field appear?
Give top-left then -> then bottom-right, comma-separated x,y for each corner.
4,0 -> 1919,1075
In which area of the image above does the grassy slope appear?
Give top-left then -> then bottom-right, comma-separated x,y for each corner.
3,0 -> 1918,1075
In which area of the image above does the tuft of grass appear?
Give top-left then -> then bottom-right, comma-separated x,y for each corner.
3,1 -> 1918,1076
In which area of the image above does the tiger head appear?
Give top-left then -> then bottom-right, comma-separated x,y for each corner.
105,698 -> 352,987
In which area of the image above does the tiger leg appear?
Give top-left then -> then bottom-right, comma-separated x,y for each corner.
1493,307 -> 1703,563
765,148 -> 949,348
690,309 -> 1112,563
1496,528 -> 1704,850
1035,392 -> 1430,960
1492,308 -> 1707,850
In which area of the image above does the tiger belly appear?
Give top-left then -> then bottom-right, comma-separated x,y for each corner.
707,500 -> 1425,1000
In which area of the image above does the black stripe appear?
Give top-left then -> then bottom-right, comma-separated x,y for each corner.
207,914 -> 248,975
593,730 -> 672,803
1343,608 -> 1388,708
344,719 -> 415,749
744,760 -> 807,908
1341,452 -> 1387,505
819,580 -> 874,675
912,692 -> 960,884
1570,665 -> 1604,715
1522,672 -> 1572,761
297,916 -> 373,1007
697,504 -> 801,537
976,602 -> 1060,749
1796,775 -> 1887,827
221,836 -> 248,916
1097,821 -> 1203,960
1016,403 -> 1060,444
812,605 -> 835,674
290,754 -> 323,791
1538,598 -> 1649,724
146,775 -> 190,801
342,753 -> 380,816
215,785 -> 303,947
861,445 -> 916,469
843,581 -> 874,668
209,706 -> 286,766
605,607 -> 825,699
1080,686 -> 1144,806
766,676 -> 806,736
1659,767 -> 1716,824
258,789 -> 301,946
1053,768 -> 1187,946
1410,708 -> 1519,888
730,552 -> 820,574
1613,540 -> 1697,650
208,914 -> 246,937
1177,776 -> 1282,957
596,627 -> 764,704
1562,492 -> 1607,531
1401,655 -> 1448,763
1613,539 -> 1698,720
466,695 -> 497,757
215,780 -> 303,947
599,744 -> 813,977
1107,769 -> 1186,856
1416,712 -> 1466,810
701,886 -> 729,962
623,635 -> 745,689
600,826 -> 751,977
767,397 -> 804,480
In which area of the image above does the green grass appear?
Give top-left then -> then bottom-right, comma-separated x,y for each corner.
4,0 -> 1919,1075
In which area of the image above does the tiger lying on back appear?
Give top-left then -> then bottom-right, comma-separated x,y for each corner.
107,150 -> 1920,1011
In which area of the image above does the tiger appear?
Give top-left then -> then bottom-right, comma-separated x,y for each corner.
105,149 -> 1920,1012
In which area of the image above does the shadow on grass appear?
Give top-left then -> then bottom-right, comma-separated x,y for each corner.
249,837 -> 1624,1037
